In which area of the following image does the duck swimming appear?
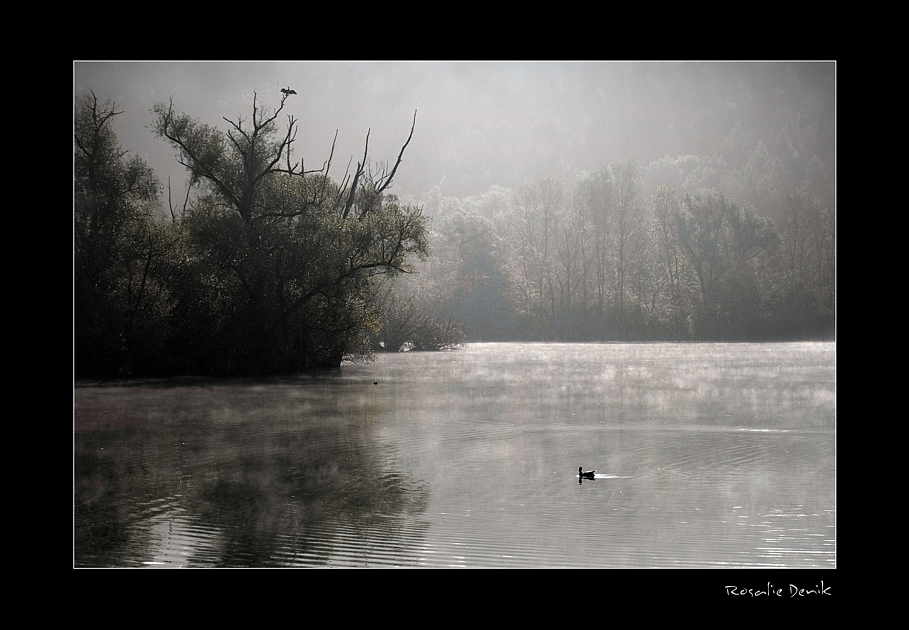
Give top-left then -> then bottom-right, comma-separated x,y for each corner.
579,467 -> 596,479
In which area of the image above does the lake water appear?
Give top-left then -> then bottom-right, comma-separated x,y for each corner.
74,342 -> 835,568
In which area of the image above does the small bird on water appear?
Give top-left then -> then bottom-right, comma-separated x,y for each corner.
579,467 -> 596,479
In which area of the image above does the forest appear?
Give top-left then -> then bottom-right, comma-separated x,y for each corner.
74,71 -> 835,378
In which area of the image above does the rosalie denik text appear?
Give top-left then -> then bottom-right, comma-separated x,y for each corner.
725,582 -> 831,597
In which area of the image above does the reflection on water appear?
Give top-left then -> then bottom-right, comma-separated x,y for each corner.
74,342 -> 835,568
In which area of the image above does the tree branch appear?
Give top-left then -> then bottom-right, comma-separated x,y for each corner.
167,176 -> 192,222
375,109 -> 417,196
342,130 -> 370,220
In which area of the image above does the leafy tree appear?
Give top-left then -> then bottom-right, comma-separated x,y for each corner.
778,190 -> 814,295
74,90 -> 172,376
735,140 -> 785,218
152,93 -> 428,373
371,282 -> 425,352
370,280 -> 465,352
772,189 -> 835,338
647,185 -> 693,335
675,192 -> 777,337
411,317 -> 466,351
431,210 -> 512,340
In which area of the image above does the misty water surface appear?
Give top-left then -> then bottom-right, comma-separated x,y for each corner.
74,342 -> 835,568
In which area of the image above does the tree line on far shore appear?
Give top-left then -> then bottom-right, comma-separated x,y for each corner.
390,160 -> 833,345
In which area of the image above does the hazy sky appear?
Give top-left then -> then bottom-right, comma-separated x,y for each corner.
73,61 -> 835,203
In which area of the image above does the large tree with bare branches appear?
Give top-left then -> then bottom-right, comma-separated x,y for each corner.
151,92 -> 427,373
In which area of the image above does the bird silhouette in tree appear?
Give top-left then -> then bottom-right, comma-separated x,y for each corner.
281,87 -> 297,95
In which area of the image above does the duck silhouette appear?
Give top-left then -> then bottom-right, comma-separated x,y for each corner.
579,467 -> 596,480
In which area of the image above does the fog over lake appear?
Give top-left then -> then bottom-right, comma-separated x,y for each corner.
74,342 -> 835,568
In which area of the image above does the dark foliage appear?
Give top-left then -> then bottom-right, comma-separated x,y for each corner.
75,91 -> 429,377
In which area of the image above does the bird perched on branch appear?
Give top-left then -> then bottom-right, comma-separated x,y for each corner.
281,87 -> 297,95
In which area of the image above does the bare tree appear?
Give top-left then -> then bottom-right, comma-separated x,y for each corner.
509,177 -> 562,334
608,160 -> 647,317
341,111 -> 417,220
649,185 -> 690,329
154,93 -> 417,229
575,168 -> 613,319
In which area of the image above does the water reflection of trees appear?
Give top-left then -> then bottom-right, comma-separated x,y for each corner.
193,430 -> 432,567
74,449 -> 131,566
74,383 -> 431,567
